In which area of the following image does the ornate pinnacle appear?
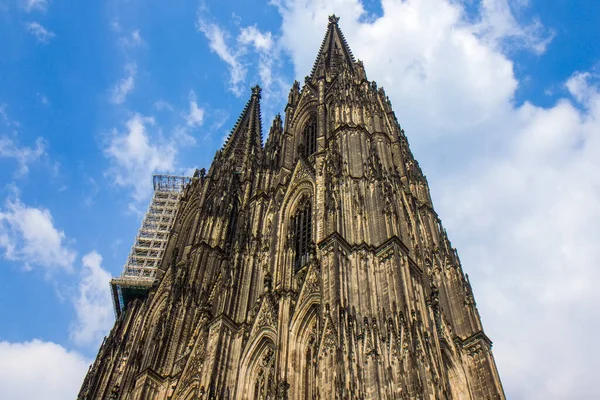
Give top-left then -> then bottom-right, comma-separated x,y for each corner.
251,84 -> 262,98
328,14 -> 340,24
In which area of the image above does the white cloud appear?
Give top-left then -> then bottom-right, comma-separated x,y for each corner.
109,63 -> 137,104
238,25 -> 279,94
239,25 -> 289,122
172,125 -> 197,147
475,0 -> 555,55
438,72 -> 600,400
276,0 -> 518,135
0,197 -> 76,273
118,29 -> 144,47
0,103 -> 19,128
22,0 -> 48,13
274,0 -> 600,398
238,25 -> 274,51
0,136 -> 46,177
566,70 -> 600,105
196,12 -> 286,107
70,251 -> 114,348
25,21 -> 55,43
154,99 -> 174,111
0,340 -> 89,400
104,113 -> 176,202
197,20 -> 246,96
184,90 -> 205,127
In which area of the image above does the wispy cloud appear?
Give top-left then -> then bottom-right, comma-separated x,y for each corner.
109,63 -> 137,104
238,25 -> 274,51
238,25 -> 275,88
184,90 -> 205,127
0,103 -> 20,128
22,0 -> 48,13
475,0 -> 555,55
26,22 -> 55,43
237,24 -> 288,119
196,11 -> 288,119
118,29 -> 144,48
0,136 -> 46,177
69,251 -> 113,348
0,104 -> 46,176
104,114 -> 176,203
197,20 -> 246,96
0,196 -> 76,274
154,100 -> 174,112
82,177 -> 99,208
566,70 -> 600,105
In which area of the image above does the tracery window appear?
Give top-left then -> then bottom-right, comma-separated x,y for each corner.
252,347 -> 276,400
303,118 -> 317,158
292,197 -> 312,272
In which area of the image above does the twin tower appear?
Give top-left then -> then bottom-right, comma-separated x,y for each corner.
79,16 -> 505,399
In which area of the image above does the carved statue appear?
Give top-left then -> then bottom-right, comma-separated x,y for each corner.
79,15 -> 505,400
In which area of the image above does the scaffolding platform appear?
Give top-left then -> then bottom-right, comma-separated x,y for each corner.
111,174 -> 191,316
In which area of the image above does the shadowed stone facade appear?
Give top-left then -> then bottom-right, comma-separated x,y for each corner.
79,16 -> 505,400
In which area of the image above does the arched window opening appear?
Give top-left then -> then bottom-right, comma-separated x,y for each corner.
304,335 -> 318,400
303,118 -> 317,158
292,198 -> 312,272
252,346 -> 276,400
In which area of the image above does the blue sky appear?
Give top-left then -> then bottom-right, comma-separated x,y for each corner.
0,0 -> 599,398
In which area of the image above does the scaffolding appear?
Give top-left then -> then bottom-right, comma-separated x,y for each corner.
111,174 -> 191,316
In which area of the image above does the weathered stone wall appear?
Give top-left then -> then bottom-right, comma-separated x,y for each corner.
78,16 -> 505,400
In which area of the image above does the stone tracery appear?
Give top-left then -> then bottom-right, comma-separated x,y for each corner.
78,15 -> 505,400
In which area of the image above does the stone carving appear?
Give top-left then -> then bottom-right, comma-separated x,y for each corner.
78,15 -> 505,400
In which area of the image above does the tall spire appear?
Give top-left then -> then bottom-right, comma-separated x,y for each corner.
220,85 -> 263,170
310,15 -> 356,79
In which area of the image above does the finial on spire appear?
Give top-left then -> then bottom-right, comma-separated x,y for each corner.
251,85 -> 262,99
328,14 -> 340,25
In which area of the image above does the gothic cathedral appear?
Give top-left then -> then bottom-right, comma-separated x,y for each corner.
79,16 -> 505,400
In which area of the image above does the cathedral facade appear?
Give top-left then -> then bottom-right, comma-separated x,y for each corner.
79,16 -> 505,400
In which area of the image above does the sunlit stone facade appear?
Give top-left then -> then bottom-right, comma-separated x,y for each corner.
79,16 -> 505,400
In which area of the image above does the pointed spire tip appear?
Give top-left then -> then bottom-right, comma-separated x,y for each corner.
328,14 -> 340,25
251,85 -> 262,99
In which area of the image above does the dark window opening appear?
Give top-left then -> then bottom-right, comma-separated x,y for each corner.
303,119 -> 317,158
293,198 -> 312,272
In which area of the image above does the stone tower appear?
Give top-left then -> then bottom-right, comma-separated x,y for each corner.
79,16 -> 505,400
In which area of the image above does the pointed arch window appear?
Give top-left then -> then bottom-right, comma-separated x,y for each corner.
303,118 -> 317,158
304,335 -> 318,400
292,197 -> 312,272
252,347 -> 275,400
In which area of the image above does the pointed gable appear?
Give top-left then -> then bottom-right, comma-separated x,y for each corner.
319,307 -> 338,357
295,262 -> 320,310
290,156 -> 315,184
249,292 -> 278,338
310,15 -> 356,79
